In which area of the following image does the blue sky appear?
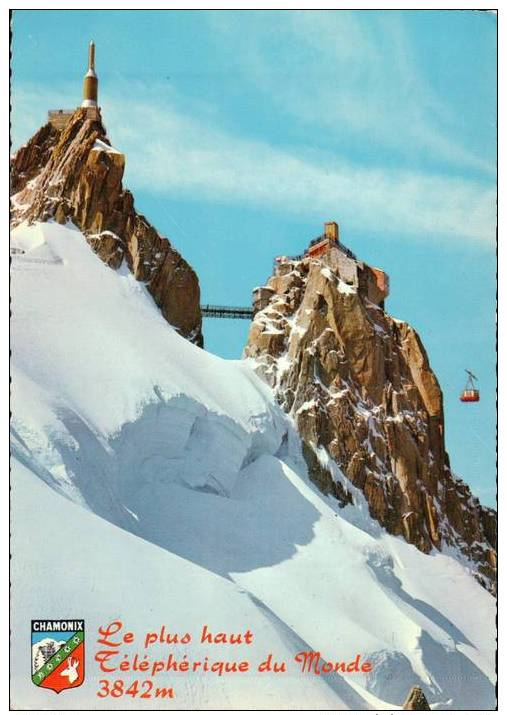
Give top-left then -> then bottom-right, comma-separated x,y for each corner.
11,10 -> 497,506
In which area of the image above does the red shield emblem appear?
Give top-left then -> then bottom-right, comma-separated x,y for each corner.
31,620 -> 85,693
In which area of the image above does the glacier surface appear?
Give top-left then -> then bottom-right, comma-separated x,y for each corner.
11,221 -> 496,709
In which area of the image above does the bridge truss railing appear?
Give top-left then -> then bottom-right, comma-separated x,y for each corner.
201,304 -> 253,320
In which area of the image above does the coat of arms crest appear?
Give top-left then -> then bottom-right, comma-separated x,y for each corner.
31,620 -> 85,693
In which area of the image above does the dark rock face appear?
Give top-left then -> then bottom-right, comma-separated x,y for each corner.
403,685 -> 431,710
244,254 -> 496,593
10,123 -> 60,195
11,109 -> 203,345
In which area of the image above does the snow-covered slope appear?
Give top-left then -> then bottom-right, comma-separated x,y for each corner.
11,221 -> 496,709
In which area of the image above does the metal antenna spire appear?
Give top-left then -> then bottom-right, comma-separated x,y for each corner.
88,41 -> 95,70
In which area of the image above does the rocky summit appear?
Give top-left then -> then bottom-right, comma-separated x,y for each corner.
244,240 -> 496,593
403,686 -> 431,710
10,109 -> 203,346
10,111 -> 495,595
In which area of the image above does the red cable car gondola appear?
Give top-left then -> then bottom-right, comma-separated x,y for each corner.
460,369 -> 480,403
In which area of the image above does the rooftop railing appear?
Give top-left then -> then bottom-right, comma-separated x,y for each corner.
275,236 -> 357,267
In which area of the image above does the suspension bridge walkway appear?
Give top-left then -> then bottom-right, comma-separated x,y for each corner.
201,304 -> 253,320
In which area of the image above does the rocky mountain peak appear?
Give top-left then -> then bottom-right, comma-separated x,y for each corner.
403,686 -> 431,710
244,231 -> 496,593
11,108 -> 203,345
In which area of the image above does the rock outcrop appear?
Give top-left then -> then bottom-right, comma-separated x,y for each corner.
11,109 -> 202,345
10,123 -> 61,195
244,249 -> 496,593
403,686 -> 431,710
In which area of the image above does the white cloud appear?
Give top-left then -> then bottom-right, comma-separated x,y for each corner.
12,82 -> 496,245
